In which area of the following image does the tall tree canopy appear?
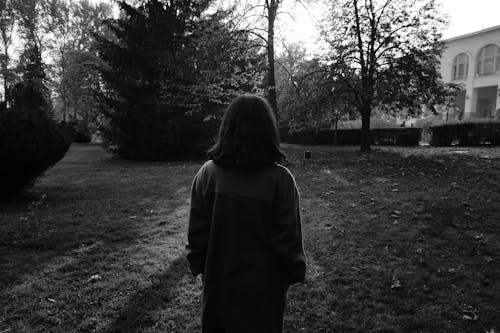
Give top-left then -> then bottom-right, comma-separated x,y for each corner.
322,0 -> 454,151
44,0 -> 112,123
95,0 -> 265,160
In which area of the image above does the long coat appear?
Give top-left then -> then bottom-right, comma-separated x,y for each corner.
186,160 -> 306,333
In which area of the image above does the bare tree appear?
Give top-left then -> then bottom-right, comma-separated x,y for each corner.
224,0 -> 309,119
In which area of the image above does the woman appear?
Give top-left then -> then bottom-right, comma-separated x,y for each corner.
186,94 -> 306,333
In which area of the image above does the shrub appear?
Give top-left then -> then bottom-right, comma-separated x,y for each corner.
372,128 -> 422,146
0,83 -> 72,199
430,122 -> 500,146
282,128 -> 421,146
331,129 -> 363,145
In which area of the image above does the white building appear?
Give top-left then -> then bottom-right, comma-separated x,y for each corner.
440,25 -> 500,120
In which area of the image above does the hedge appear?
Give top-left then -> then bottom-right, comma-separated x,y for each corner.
0,83 -> 72,199
282,127 -> 422,146
430,122 -> 500,146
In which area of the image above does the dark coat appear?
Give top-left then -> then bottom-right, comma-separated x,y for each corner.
186,160 -> 306,333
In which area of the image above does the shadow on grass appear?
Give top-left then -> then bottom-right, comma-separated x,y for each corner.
0,181 -> 142,294
104,255 -> 191,333
0,222 -> 143,295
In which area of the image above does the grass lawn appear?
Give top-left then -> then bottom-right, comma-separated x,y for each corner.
1,143 -> 499,332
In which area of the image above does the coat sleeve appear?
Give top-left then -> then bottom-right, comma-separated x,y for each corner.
186,167 -> 210,277
271,170 -> 306,285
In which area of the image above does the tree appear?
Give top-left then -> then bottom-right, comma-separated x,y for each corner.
12,0 -> 51,100
43,0 -> 72,120
43,0 -> 111,122
264,0 -> 280,118
226,0 -> 310,119
61,49 -> 107,125
94,0 -> 264,160
276,43 -> 355,139
322,0 -> 453,151
0,81 -> 71,199
0,0 -> 16,101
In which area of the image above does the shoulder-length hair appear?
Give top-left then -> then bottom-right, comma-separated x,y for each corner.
207,94 -> 286,170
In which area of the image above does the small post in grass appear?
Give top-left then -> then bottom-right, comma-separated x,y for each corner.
303,150 -> 311,167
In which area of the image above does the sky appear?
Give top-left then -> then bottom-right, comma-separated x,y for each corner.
9,0 -> 500,59
276,0 -> 500,55
438,0 -> 500,38
87,0 -> 500,47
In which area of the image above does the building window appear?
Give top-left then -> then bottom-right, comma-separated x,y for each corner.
477,44 -> 500,76
452,53 -> 469,80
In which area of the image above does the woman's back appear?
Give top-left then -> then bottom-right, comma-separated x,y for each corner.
186,94 -> 306,333
188,160 -> 305,333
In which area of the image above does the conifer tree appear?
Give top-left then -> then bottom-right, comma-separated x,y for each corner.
95,0 -> 264,160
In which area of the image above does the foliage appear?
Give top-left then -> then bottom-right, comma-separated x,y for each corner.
0,0 -> 112,126
276,45 -> 356,132
67,119 -> 91,143
94,0 -> 265,161
430,122 -> 500,146
43,0 -> 112,124
16,43 -> 49,98
6,0 -> 53,103
58,49 -> 108,125
0,82 -> 71,199
321,0 -> 453,150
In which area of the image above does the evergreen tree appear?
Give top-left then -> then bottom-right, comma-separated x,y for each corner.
95,0 -> 264,160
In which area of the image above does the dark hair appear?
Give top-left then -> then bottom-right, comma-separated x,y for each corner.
207,94 -> 286,170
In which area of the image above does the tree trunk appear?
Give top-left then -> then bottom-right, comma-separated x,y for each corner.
267,1 -> 278,120
334,117 -> 338,145
360,106 -> 371,151
1,45 -> 8,102
1,65 -> 6,102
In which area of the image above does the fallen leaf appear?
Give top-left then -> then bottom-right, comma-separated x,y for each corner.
484,256 -> 494,263
86,274 -> 102,284
462,304 -> 479,321
391,279 -> 402,289
463,314 -> 478,321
